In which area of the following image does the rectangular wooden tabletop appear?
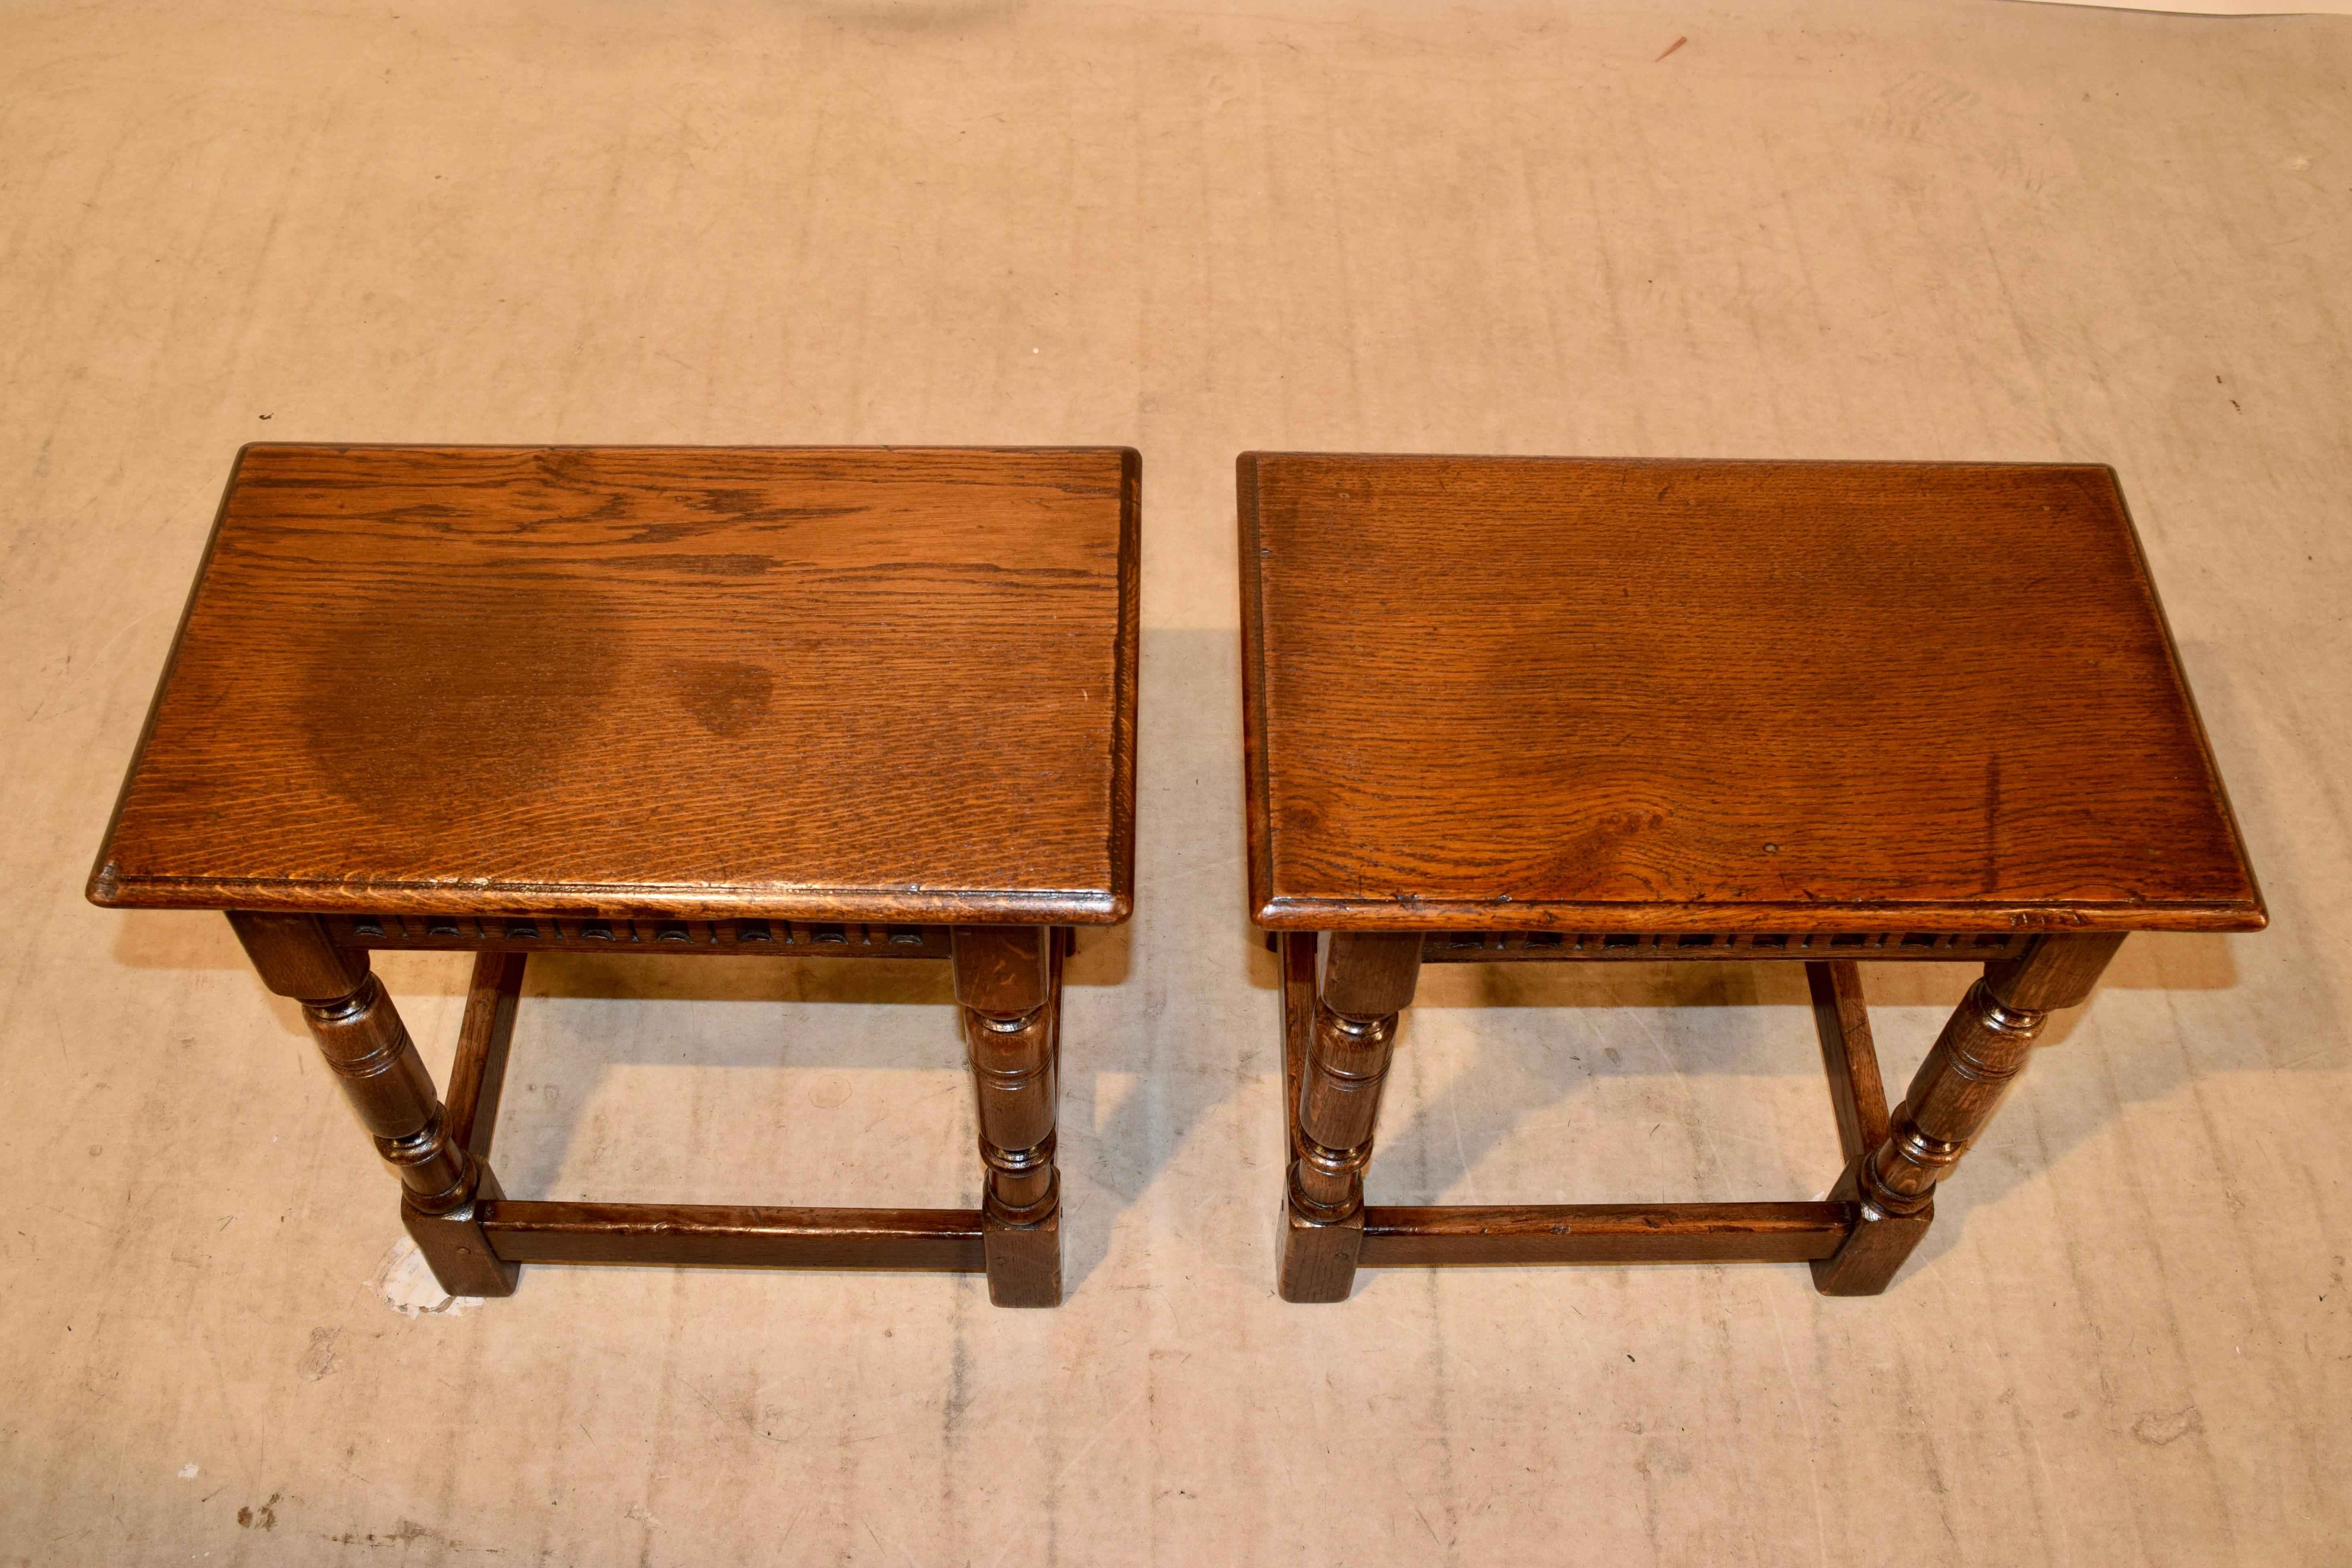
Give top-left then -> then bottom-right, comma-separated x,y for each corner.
1239,454 -> 2262,935
91,445 -> 1139,924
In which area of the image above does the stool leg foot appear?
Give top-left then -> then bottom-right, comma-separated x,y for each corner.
228,912 -> 518,1299
403,1164 -> 521,1298
1812,933 -> 2125,1297
982,1208 -> 1062,1308
1810,1171 -> 1935,1297
1280,932 -> 1420,1304
1277,1202 -> 1364,1303
954,925 -> 1063,1308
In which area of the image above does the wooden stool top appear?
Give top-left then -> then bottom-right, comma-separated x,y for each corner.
1239,454 -> 2262,936
91,445 -> 1139,925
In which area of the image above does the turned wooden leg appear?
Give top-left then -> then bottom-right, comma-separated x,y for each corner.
227,912 -> 518,1298
952,924 -> 1062,1307
1813,931 -> 2127,1296
1280,931 -> 1423,1303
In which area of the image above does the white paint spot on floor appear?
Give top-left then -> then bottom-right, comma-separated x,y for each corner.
370,1237 -> 482,1317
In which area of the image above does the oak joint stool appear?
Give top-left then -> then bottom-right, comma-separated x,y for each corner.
1238,453 -> 2264,1302
92,444 -> 1140,1308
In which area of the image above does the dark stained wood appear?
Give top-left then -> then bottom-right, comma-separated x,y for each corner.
91,445 -> 1141,926
445,952 -> 526,1162
1239,454 -> 2265,935
954,924 -> 1063,1305
1277,931 -> 1362,1300
227,909 -> 369,1002
228,911 -> 518,1296
1279,931 -> 1316,1124
1806,1191 -> 1933,1298
1359,1203 -> 1855,1267
402,1175 -> 521,1300
1814,932 -> 2123,1294
336,913 -> 953,958
1420,928 -> 2031,961
1988,929 -> 2132,1013
1289,935 -> 1413,1220
228,913 -> 470,1209
952,924 -> 1053,1017
477,1201 -> 986,1271
1245,457 -> 2252,1298
104,447 -> 1135,1307
1318,930 -> 1423,1019
1807,960 -> 1890,1166
1280,932 -> 1421,1301
1870,933 -> 2127,1209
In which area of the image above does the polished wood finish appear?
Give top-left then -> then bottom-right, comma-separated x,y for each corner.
1247,455 -> 2262,1300
1359,1203 -> 1855,1267
1288,933 -> 1418,1218
331,914 -> 954,958
476,1202 -> 986,1271
1807,960 -> 1890,1165
219,905 -> 1075,1300
91,444 -> 1141,925
1240,454 -> 2264,935
446,953 -> 525,1161
953,924 -> 1063,1306
228,912 -> 517,1297
102,446 -> 1135,1305
1814,931 -> 2123,1294
1275,932 -> 1364,1299
420,948 -> 1007,1281
1420,929 -> 2032,962
1275,912 -> 2130,1300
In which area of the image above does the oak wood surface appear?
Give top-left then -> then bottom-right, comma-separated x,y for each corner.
1806,959 -> 1890,1166
1813,931 -> 2122,1294
1419,929 -> 2031,960
476,1200 -> 987,1271
1358,1203 -> 1855,1266
1239,454 -> 2263,934
92,445 -> 1140,924
445,952 -> 526,1162
1276,931 -> 1362,1299
329,914 -> 955,958
954,924 -> 1064,1304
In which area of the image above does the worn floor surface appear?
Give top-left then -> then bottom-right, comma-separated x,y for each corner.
3,0 -> 2348,1562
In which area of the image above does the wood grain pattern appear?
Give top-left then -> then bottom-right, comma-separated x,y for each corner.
1419,928 -> 2031,961
331,912 -> 954,957
229,911 -> 518,1295
91,445 -> 1140,924
476,1201 -> 987,1271
954,924 -> 1063,1305
1239,454 -> 2263,934
1814,931 -> 2122,1294
1279,931 -> 1420,1299
445,952 -> 525,1161
1807,959 -> 1890,1166
1289,932 -> 1419,1231
1359,1203 -> 1855,1266
1276,931 -> 1362,1300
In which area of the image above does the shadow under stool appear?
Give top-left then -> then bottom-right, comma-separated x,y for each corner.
89,443 -> 1141,1308
1237,452 -> 2264,1302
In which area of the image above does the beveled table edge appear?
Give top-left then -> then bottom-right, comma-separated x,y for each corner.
86,442 -> 1143,931
87,873 -> 1132,926
1235,450 -> 2128,474
1248,894 -> 2267,935
1235,450 -> 2267,942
